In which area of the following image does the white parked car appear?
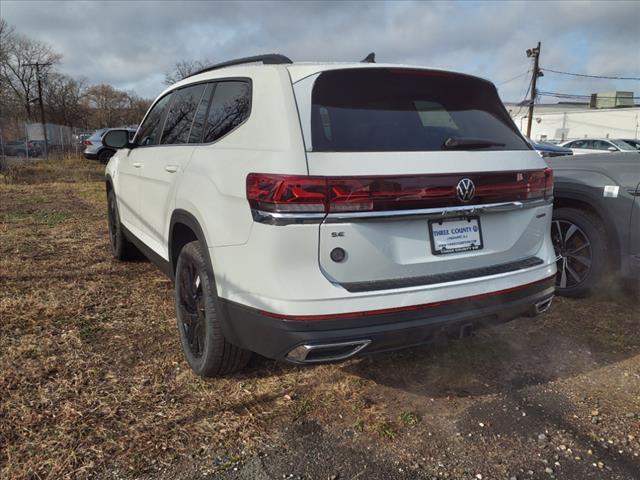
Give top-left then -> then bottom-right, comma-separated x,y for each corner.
103,54 -> 556,377
560,138 -> 638,155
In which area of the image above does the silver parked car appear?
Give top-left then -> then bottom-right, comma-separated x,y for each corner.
560,138 -> 638,155
83,128 -> 136,163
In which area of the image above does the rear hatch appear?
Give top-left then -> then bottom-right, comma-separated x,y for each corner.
291,67 -> 551,290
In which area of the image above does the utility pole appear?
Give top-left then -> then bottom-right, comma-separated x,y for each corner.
525,42 -> 542,139
26,61 -> 52,159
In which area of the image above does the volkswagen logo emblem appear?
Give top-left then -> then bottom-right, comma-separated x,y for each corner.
456,178 -> 475,203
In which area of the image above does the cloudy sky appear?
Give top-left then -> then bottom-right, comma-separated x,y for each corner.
2,0 -> 639,102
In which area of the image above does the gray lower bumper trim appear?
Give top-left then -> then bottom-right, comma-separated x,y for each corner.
340,256 -> 545,293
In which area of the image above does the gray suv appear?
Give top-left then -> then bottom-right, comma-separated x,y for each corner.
84,128 -> 136,163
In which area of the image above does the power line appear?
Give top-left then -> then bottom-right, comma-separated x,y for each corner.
498,70 -> 530,85
541,67 -> 640,81
511,82 -> 532,117
539,90 -> 640,100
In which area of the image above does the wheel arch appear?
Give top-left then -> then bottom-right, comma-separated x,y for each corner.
169,210 -> 214,279
553,191 -> 621,269
105,173 -> 114,195
169,209 -> 236,341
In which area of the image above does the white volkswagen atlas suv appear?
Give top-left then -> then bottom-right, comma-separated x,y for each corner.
103,54 -> 556,377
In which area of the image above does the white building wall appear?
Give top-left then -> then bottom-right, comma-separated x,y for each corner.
510,107 -> 640,142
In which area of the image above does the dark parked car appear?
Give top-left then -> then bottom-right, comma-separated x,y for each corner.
2,140 -> 41,157
547,153 -> 640,296
532,141 -> 573,158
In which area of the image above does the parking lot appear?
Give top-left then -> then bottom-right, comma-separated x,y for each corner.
1,158 -> 639,480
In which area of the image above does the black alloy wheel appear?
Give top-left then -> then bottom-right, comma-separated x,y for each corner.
106,189 -> 138,260
98,149 -> 114,164
107,192 -> 118,252
552,219 -> 592,289
551,207 -> 608,297
174,241 -> 251,376
177,258 -> 206,358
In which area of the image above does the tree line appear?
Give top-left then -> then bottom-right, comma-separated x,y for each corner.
0,19 -> 152,135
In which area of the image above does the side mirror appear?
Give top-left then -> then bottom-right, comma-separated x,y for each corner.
102,129 -> 133,149
607,146 -> 617,152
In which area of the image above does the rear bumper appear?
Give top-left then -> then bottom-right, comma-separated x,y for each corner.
220,274 -> 555,363
83,152 -> 98,160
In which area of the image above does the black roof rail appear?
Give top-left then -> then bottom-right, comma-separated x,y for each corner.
186,54 -> 293,78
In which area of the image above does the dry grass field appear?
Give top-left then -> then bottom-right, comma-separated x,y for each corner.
1,158 -> 639,480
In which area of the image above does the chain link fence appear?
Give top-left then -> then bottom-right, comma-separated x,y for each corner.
0,120 -> 91,171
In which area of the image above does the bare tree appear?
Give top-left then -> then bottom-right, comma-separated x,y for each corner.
0,21 -> 152,136
121,93 -> 151,126
83,84 -> 131,127
164,59 -> 210,85
82,85 -> 150,128
0,26 -> 61,120
44,73 -> 89,127
0,18 -> 16,63
0,19 -> 17,118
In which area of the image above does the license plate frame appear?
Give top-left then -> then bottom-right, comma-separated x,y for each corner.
428,216 -> 484,256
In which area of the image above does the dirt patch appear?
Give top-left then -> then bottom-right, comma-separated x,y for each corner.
1,158 -> 639,479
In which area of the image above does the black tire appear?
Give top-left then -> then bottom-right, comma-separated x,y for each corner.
175,241 -> 251,377
98,149 -> 114,164
551,207 -> 608,297
107,189 -> 139,260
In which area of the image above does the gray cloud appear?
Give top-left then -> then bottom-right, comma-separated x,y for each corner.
2,0 -> 639,101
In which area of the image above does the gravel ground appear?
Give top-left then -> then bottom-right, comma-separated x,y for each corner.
2,159 -> 639,480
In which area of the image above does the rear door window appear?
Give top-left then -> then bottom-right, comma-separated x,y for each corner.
309,68 -> 529,152
160,83 -> 207,145
590,140 -> 609,150
203,81 -> 251,143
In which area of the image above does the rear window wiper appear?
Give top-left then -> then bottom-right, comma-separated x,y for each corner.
443,137 -> 506,149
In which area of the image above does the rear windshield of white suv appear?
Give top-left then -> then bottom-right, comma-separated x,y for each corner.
310,68 -> 530,152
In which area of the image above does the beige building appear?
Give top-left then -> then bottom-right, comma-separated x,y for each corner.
507,103 -> 640,142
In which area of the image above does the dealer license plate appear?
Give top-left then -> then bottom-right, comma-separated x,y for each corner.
429,216 -> 483,255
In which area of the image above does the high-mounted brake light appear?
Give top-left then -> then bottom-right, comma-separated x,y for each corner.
246,169 -> 553,215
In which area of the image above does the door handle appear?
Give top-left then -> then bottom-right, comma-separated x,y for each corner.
132,162 -> 142,168
165,165 -> 179,173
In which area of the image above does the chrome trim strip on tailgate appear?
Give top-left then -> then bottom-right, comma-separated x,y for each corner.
340,256 -> 545,293
324,198 -> 551,223
251,210 -> 326,225
251,198 -> 551,226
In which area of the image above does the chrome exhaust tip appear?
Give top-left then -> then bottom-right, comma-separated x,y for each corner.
532,296 -> 554,316
286,339 -> 371,363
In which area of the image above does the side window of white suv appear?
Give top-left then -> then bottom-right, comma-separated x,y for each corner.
160,83 -> 208,145
135,93 -> 173,146
203,81 -> 251,143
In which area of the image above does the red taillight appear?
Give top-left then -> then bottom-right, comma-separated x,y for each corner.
246,169 -> 553,214
544,167 -> 554,199
246,174 -> 327,213
84,140 -> 92,146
